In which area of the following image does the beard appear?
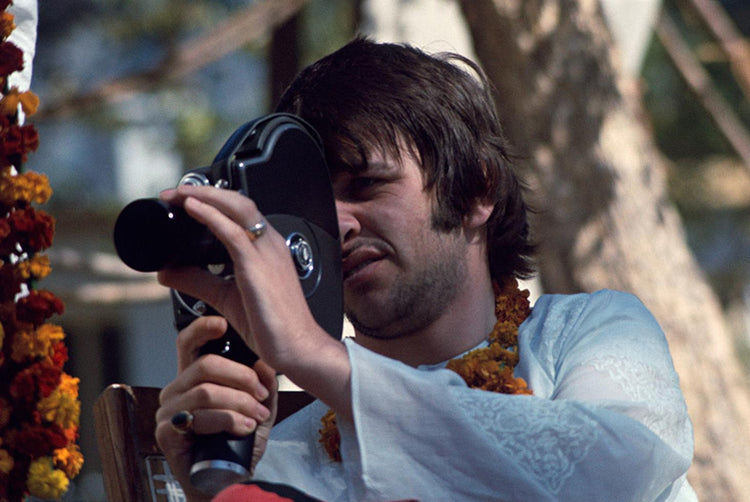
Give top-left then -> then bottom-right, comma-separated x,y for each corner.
344,238 -> 467,340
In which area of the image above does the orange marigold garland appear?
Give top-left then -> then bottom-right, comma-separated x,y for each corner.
319,279 -> 533,462
0,3 -> 83,501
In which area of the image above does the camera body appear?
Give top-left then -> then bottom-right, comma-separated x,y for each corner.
113,113 -> 343,495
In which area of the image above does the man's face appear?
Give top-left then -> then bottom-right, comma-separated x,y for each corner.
332,148 -> 468,340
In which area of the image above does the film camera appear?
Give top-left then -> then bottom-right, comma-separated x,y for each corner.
113,113 -> 343,495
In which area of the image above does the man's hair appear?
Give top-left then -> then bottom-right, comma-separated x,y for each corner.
276,37 -> 534,282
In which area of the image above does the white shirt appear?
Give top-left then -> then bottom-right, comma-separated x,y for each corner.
255,290 -> 696,502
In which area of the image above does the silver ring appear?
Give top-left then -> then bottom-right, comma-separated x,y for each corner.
170,410 -> 194,435
246,219 -> 267,242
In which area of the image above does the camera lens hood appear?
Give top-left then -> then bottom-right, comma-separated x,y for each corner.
113,198 -> 228,273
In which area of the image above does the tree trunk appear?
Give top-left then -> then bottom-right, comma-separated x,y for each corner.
458,1 -> 750,500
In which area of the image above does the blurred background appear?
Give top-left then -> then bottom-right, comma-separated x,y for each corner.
20,0 -> 750,499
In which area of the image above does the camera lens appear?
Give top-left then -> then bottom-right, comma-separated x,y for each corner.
113,198 -> 226,272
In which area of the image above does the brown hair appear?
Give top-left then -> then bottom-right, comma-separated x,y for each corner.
276,37 -> 535,282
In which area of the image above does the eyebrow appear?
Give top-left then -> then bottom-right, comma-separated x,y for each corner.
361,158 -> 403,174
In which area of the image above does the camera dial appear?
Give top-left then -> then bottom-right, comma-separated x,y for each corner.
287,232 -> 314,279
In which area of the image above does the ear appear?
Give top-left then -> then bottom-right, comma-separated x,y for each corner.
464,199 -> 494,231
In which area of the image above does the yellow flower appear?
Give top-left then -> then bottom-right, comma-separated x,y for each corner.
10,328 -> 36,361
54,444 -> 84,479
0,166 -> 52,206
0,86 -> 40,116
0,11 -> 15,39
37,374 -> 81,430
10,323 -> 65,362
0,448 -> 13,474
17,254 -> 52,280
27,457 -> 70,500
58,373 -> 80,398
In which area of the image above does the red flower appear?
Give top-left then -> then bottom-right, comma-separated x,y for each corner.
0,298 -> 17,325
0,207 -> 55,255
0,41 -> 23,78
1,123 -> 39,164
5,423 -> 69,458
0,261 -> 23,301
16,290 -> 64,325
50,341 -> 68,369
9,359 -> 62,404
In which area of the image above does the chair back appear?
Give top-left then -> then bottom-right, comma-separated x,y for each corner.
94,384 -> 314,502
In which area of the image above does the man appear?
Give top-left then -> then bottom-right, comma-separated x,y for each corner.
155,38 -> 695,501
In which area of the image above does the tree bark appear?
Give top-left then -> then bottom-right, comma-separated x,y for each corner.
458,1 -> 750,500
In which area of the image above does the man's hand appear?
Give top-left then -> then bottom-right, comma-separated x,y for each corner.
156,185 -> 352,419
155,316 -> 278,501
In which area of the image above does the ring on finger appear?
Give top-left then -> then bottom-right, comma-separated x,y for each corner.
245,219 -> 267,242
170,410 -> 194,435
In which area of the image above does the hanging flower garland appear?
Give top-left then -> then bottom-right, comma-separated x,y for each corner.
0,2 -> 83,501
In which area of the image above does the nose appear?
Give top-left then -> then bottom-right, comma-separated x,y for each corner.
335,199 -> 361,244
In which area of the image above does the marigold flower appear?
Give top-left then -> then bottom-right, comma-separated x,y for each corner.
10,323 -> 64,362
16,289 -> 64,325
0,5 -> 83,497
10,359 -> 62,403
0,11 -> 14,39
0,397 -> 10,429
0,297 -> 21,326
16,254 -> 52,280
62,424 -> 78,443
0,166 -> 52,206
57,372 -> 79,398
27,457 -> 69,501
5,424 -> 69,458
0,261 -> 24,301
0,207 -> 55,255
53,444 -> 84,479
50,340 -> 69,369
0,40 -> 23,77
1,123 -> 39,163
37,377 -> 81,430
0,448 -> 13,474
0,87 -> 39,117
318,408 -> 342,462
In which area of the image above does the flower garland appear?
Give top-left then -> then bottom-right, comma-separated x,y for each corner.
0,2 -> 83,501
319,279 -> 533,462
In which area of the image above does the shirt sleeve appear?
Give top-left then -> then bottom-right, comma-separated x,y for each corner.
336,290 -> 694,502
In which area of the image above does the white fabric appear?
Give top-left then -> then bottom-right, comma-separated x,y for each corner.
255,290 -> 696,502
7,0 -> 37,126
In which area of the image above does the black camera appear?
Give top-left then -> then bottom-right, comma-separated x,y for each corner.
113,113 -> 343,495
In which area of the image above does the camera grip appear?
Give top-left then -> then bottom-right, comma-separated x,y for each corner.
189,322 -> 260,495
190,431 -> 255,496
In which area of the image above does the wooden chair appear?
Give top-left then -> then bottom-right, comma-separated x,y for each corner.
94,384 -> 314,502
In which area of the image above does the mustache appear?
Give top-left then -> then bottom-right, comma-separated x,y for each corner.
342,238 -> 391,259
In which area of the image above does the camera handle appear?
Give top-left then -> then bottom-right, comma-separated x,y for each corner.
191,316 -> 260,495
171,291 -> 260,495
